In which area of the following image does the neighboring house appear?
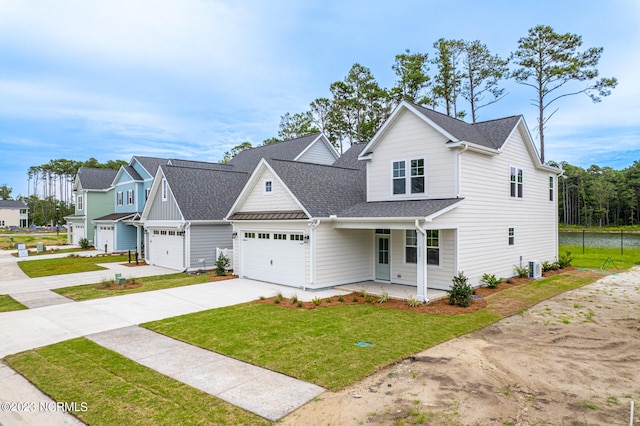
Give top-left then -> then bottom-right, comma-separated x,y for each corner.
227,101 -> 561,301
64,168 -> 118,246
140,134 -> 340,271
93,156 -> 173,255
0,200 -> 29,228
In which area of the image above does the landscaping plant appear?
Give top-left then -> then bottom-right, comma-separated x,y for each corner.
215,252 -> 230,276
448,271 -> 472,307
481,273 -> 503,288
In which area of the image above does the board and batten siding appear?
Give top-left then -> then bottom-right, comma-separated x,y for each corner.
366,109 -> 457,202
314,224 -> 371,287
86,191 -> 114,244
232,222 -> 311,285
297,140 -> 336,165
433,126 -> 557,287
188,224 -> 233,271
239,169 -> 301,212
146,184 -> 183,220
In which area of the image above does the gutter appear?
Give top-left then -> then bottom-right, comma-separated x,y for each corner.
181,222 -> 191,272
414,219 -> 432,304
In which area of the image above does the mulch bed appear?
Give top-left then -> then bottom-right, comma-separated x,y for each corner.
95,282 -> 143,291
256,267 -> 579,316
210,274 -> 238,282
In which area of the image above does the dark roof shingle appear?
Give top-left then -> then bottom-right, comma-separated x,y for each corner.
228,133 -> 323,172
77,168 -> 118,190
338,198 -> 463,218
0,200 -> 27,209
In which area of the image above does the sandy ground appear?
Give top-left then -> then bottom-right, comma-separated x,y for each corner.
282,267 -> 640,426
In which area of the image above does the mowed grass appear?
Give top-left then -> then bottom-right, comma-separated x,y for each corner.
0,295 -> 27,312
0,233 -> 68,249
559,244 -> 640,270
144,270 -> 600,391
4,338 -> 269,426
18,255 -> 129,278
55,273 -> 219,301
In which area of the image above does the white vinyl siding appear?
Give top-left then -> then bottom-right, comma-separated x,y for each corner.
296,140 -> 337,165
314,224 -> 371,287
367,109 -> 456,201
239,169 -> 301,212
433,125 -> 558,287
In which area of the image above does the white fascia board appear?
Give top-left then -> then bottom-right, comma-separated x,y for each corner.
294,134 -> 340,162
424,199 -> 464,221
140,168 -> 164,220
447,141 -> 500,156
143,220 -> 184,228
185,220 -> 229,225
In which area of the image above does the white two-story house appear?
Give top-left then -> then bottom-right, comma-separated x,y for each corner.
227,101 -> 561,301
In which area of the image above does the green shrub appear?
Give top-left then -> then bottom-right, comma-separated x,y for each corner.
557,251 -> 573,269
79,238 -> 90,249
481,273 -> 502,288
338,296 -> 344,303
407,296 -> 420,307
289,295 -> 298,305
215,252 -> 230,276
311,297 -> 322,306
377,291 -> 389,304
448,271 -> 472,307
514,264 -> 529,278
542,261 -> 559,272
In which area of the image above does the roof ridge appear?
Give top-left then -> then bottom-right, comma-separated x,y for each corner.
162,164 -> 249,175
267,157 -> 361,172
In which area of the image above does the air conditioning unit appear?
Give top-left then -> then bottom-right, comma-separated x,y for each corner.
528,261 -> 542,279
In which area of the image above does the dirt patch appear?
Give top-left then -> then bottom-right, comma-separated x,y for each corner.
210,274 -> 238,282
95,282 -> 143,291
282,267 -> 640,425
122,262 -> 148,267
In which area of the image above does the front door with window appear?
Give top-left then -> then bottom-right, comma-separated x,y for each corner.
375,235 -> 390,281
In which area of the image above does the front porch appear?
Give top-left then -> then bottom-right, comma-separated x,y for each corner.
334,281 -> 448,303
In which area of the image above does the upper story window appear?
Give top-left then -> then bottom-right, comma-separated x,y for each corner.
127,189 -> 134,205
77,195 -> 84,211
20,209 -> 27,214
162,179 -> 168,201
392,159 -> 425,195
264,180 -> 272,194
117,192 -> 123,206
145,188 -> 150,201
549,176 -> 554,201
510,167 -> 523,198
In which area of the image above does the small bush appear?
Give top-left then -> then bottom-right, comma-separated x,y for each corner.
352,296 -> 359,302
79,238 -> 90,249
557,251 -> 573,269
407,296 -> 420,307
297,301 -> 303,308
377,291 -> 389,304
290,295 -> 298,305
542,261 -> 559,272
338,296 -> 344,303
481,273 -> 503,288
215,252 -> 230,276
365,295 -> 374,303
514,265 -> 529,278
359,289 -> 368,297
448,271 -> 472,307
311,297 -> 322,306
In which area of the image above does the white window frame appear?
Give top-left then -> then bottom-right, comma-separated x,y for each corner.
145,188 -> 151,201
405,230 -> 417,264
127,189 -> 134,205
410,158 -> 425,194
77,195 -> 84,211
426,230 -> 439,266
510,166 -> 523,198
117,192 -> 123,206
391,158 -> 426,197
392,161 -> 406,195
264,180 -> 273,194
508,227 -> 515,246
162,179 -> 168,201
549,175 -> 554,202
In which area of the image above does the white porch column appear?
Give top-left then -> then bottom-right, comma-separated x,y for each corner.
136,225 -> 142,259
415,221 -> 429,303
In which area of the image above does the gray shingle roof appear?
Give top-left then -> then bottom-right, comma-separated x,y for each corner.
122,166 -> 143,181
169,159 -> 233,170
410,103 -> 521,150
0,200 -> 27,209
338,198 -> 463,218
332,143 -> 367,170
161,165 -> 249,221
94,212 -> 139,221
266,159 -> 365,217
132,156 -> 171,177
77,168 -> 118,190
228,133 -> 323,172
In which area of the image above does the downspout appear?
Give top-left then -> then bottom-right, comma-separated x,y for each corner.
456,143 -> 469,198
182,222 -> 191,272
415,219 -> 430,304
308,219 -> 321,290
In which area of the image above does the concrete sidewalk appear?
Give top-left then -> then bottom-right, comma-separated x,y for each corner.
88,326 -> 324,421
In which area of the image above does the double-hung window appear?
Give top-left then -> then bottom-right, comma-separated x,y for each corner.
405,230 -> 417,263
127,189 -> 134,205
117,192 -> 123,206
393,159 -> 425,195
264,180 -> 272,193
508,227 -> 515,246
549,176 -> 554,201
405,229 -> 439,265
510,167 -> 523,198
77,195 -> 84,211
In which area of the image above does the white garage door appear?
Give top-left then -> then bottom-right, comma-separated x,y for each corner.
96,225 -> 114,253
72,224 -> 85,246
148,229 -> 184,270
241,232 -> 305,286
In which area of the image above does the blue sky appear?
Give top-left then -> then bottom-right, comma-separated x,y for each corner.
1,0 -> 638,197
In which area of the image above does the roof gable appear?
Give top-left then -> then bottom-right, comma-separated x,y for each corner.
130,156 -> 170,179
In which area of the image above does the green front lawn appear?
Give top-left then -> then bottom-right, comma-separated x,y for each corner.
18,255 -> 129,278
0,233 -> 68,250
559,244 -> 640,270
0,295 -> 27,312
55,273 -> 223,301
4,338 -> 268,426
144,271 -> 600,391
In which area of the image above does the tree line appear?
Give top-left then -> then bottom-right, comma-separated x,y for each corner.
224,24 -> 616,165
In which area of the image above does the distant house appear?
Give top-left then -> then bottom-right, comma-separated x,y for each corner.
64,168 -> 117,246
227,101 -> 561,301
140,133 -> 340,271
0,200 -> 29,228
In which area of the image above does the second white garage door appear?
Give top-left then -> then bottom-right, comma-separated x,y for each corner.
148,229 -> 185,271
96,225 -> 114,253
241,232 -> 305,287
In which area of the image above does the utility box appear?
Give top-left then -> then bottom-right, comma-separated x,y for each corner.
36,242 -> 45,253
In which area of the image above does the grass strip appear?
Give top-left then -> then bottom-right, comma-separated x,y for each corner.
144,271 -> 602,391
0,294 -> 28,312
18,255 -> 129,278
560,244 -> 640,270
4,338 -> 269,426
55,273 -> 220,301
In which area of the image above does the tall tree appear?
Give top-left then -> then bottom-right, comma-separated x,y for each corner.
512,25 -> 618,163
432,38 -> 466,118
0,184 -> 12,200
277,111 -> 319,140
220,141 -> 253,163
460,40 -> 510,123
391,49 -> 432,106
